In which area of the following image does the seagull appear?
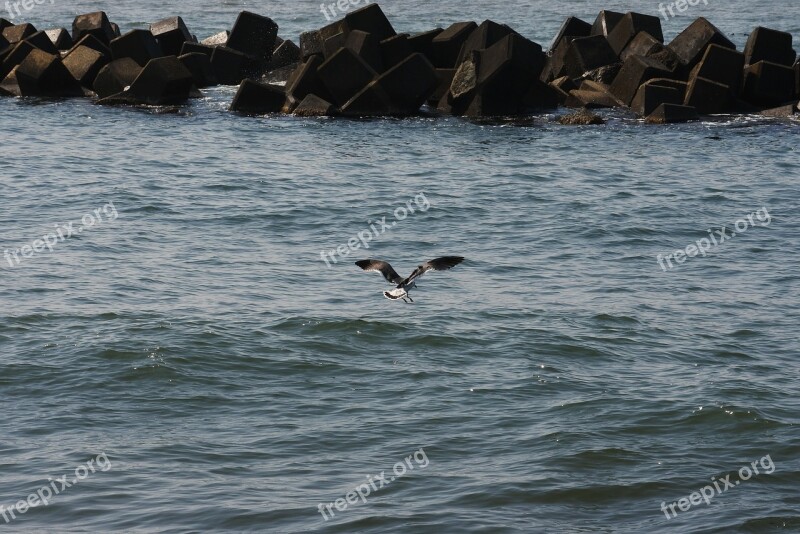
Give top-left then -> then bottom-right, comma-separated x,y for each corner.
355,256 -> 465,303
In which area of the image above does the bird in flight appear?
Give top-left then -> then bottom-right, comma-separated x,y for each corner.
355,256 -> 465,303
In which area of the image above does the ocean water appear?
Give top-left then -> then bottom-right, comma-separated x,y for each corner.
1,1 -> 800,532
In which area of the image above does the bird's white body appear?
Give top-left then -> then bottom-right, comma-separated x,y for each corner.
384,287 -> 409,300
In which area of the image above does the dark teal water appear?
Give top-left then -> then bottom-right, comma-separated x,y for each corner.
1,1 -> 799,532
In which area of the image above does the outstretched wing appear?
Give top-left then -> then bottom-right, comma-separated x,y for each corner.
402,256 -> 464,286
355,260 -> 403,285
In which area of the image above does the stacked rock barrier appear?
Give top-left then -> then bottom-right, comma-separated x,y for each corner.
1,4 -> 798,122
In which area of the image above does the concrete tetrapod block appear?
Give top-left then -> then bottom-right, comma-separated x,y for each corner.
479,33 -> 544,88
210,46 -> 253,85
380,34 -> 412,71
631,81 -> 683,116
180,42 -> 214,58
343,4 -> 396,42
579,79 -> 612,93
69,34 -> 111,58
431,22 -> 477,68
3,24 -> 36,44
688,44 -> 744,92
564,88 -> 620,108
407,29 -> 442,61
647,48 -> 682,75
581,63 -> 622,84
130,56 -> 198,103
428,67 -> 455,104
0,41 -> 35,81
178,52 -> 217,87
435,90 -> 452,114
371,52 -> 438,115
24,31 -> 59,55
551,75 -> 577,93
548,82 -> 570,105
317,47 -> 377,106
93,58 -> 142,98
548,17 -> 591,52
684,76 -> 732,113
620,31 -> 669,63
607,12 -> 663,56
111,30 -> 164,66
230,79 -> 285,113
150,16 -> 194,57
323,32 -> 346,59
299,25 -> 338,59
6,48 -> 84,96
340,80 -> 393,116
541,36 -> 575,82
646,77 -> 688,99
796,59 -> 800,96
285,55 -> 332,107
72,12 -> 115,45
591,11 -> 625,37
668,17 -> 736,71
318,19 -> 348,43
45,29 -> 73,51
344,30 -> 383,73
760,101 -> 799,117
521,80 -> 560,110
742,60 -> 796,106
201,31 -> 229,47
464,34 -> 546,116
299,31 -> 324,60
266,39 -> 300,71
293,93 -> 335,116
0,63 -> 15,93
459,20 -> 515,63
99,55 -> 196,105
609,54 -> 674,105
646,103 -> 699,123
63,44 -> 110,88
267,39 -> 300,70
744,27 -> 796,67
227,11 -> 278,63
0,66 -> 19,94
565,35 -> 618,80
262,62 -> 300,85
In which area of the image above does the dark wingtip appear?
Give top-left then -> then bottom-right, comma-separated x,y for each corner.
431,256 -> 465,270
355,259 -> 370,269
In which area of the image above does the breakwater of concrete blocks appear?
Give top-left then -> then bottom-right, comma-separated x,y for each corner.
1,5 -> 798,122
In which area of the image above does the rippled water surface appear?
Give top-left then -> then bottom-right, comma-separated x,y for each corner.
1,1 -> 799,533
